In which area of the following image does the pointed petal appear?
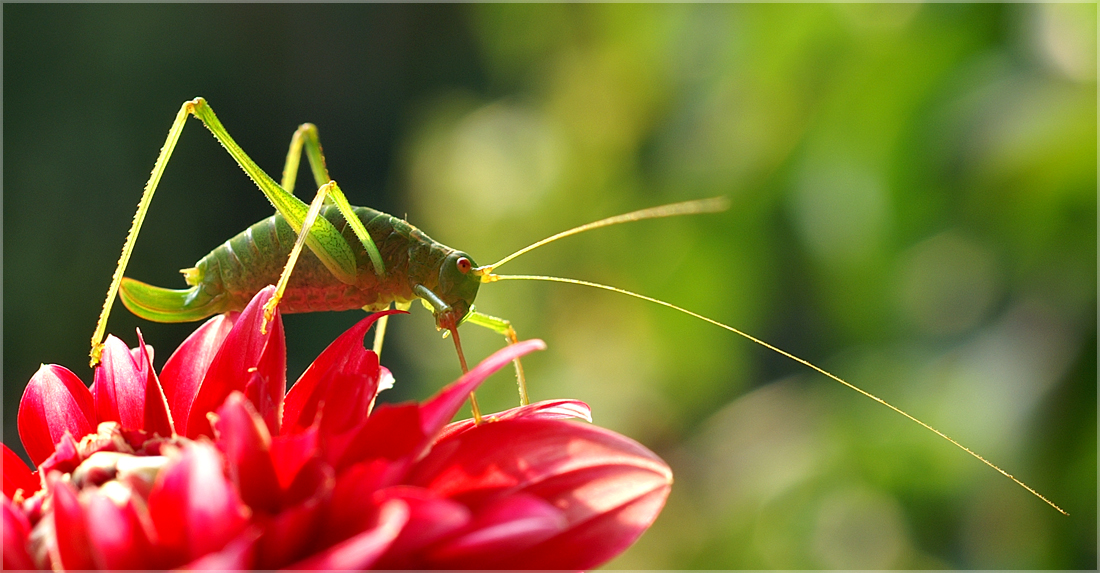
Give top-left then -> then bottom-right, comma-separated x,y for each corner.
214,392 -> 281,513
160,313 -> 236,437
134,330 -> 174,437
418,339 -> 547,440
92,333 -> 173,437
147,442 -> 251,563
438,398 -> 592,442
286,498 -> 408,570
308,348 -> 379,442
92,335 -> 145,429
187,286 -> 286,438
3,444 -> 40,499
18,365 -> 95,466
3,496 -> 34,570
325,340 -> 548,478
283,311 -> 403,434
409,418 -> 673,570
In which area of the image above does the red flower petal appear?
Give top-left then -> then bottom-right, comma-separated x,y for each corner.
408,418 -> 673,570
3,444 -> 39,499
187,286 -> 285,439
327,403 -> 423,473
322,459 -> 395,542
3,495 -> 34,570
270,428 -> 320,493
160,313 -> 236,437
254,477 -> 330,568
147,442 -> 251,564
418,339 -> 548,442
438,398 -> 592,442
425,492 -> 567,567
178,526 -> 260,570
134,331 -> 175,437
18,365 -> 95,466
520,469 -> 672,570
38,432 -> 82,477
325,339 -> 550,480
214,392 -> 281,514
83,487 -> 158,569
283,311 -> 403,435
50,476 -> 97,570
286,498 -> 408,570
92,333 -> 173,437
372,486 -> 470,566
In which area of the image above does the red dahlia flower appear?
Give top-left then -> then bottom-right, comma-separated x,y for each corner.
4,286 -> 672,569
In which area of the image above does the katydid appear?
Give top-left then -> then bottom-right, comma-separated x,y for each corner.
90,98 -> 1065,515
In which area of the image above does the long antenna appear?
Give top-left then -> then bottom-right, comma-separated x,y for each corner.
482,272 -> 1068,516
477,197 -> 730,274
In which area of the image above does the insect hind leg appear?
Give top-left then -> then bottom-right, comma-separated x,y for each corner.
280,123 -> 331,194
464,311 -> 529,406
279,121 -> 386,278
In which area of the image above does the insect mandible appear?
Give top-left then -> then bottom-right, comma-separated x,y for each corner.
89,98 -> 1065,515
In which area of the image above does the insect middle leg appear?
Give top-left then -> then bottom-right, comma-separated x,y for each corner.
371,301 -> 413,356
463,311 -> 530,406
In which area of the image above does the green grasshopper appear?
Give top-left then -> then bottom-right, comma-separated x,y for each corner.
90,98 -> 1064,515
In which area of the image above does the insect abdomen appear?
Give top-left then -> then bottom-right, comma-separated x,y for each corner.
198,205 -> 440,314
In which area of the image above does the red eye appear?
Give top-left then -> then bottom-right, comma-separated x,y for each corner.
456,257 -> 472,273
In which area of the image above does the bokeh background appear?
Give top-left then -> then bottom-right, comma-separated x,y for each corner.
4,4 -> 1095,568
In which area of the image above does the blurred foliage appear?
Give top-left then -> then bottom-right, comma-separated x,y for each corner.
4,4 -> 1095,568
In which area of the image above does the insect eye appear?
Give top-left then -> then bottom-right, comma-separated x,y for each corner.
456,257 -> 472,274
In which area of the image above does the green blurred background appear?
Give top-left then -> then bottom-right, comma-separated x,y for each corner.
4,4 -> 1095,568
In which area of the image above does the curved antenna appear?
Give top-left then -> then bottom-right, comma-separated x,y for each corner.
484,272 -> 1068,516
474,197 -> 730,276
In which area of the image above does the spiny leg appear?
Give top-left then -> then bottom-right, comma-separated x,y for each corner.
280,122 -> 387,277
281,123 -> 331,193
91,103 -> 189,366
186,99 -> 365,282
90,98 -> 381,365
262,182 -> 335,329
464,311 -> 529,406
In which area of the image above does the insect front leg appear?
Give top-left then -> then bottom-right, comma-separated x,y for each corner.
463,311 -> 529,406
91,102 -> 191,365
414,285 -> 484,423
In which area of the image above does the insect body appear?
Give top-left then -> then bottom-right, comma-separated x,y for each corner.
91,98 -> 1065,515
118,205 -> 481,330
